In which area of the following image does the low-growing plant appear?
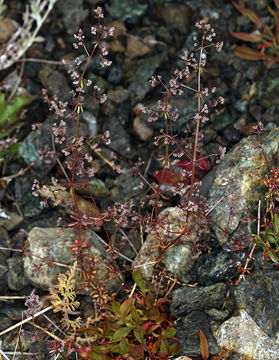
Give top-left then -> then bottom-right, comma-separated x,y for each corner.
0,4 -> 257,360
77,271 -> 179,360
231,0 -> 279,63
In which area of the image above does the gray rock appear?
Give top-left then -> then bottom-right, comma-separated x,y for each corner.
197,250 -> 246,285
208,127 -> 279,250
7,256 -> 28,291
171,282 -> 227,317
103,117 -> 131,156
175,310 -> 220,358
81,112 -> 98,137
133,206 -> 211,282
39,65 -> 70,101
0,261 -> 8,293
124,53 -> 165,83
234,270 -> 279,338
160,5 -> 191,34
218,310 -> 279,360
0,209 -> 23,231
109,0 -> 148,22
18,122 -> 55,179
23,227 -> 122,292
56,0 -> 88,35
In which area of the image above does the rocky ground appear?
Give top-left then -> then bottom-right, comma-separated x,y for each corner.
0,0 -> 279,359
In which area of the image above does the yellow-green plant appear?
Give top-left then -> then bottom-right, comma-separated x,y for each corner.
49,261 -> 82,332
0,92 -> 31,159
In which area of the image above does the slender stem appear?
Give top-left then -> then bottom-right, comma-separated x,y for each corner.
189,43 -> 203,201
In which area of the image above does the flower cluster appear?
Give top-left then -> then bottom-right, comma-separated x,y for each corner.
264,168 -> 279,200
24,290 -> 43,317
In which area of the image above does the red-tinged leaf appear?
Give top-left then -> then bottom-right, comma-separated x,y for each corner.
143,292 -> 156,309
197,157 -> 211,172
232,1 -> 264,26
153,169 -> 185,186
143,320 -> 154,331
257,41 -> 274,49
78,345 -> 92,360
274,0 -> 279,11
147,306 -> 160,321
129,345 -> 145,360
230,31 -> 262,43
233,45 -> 278,61
175,156 -> 211,177
174,160 -> 192,171
198,329 -> 209,360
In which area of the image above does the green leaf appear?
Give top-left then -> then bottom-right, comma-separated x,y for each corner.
111,301 -> 120,315
110,343 -> 120,353
151,339 -> 159,354
0,95 -> 31,123
119,297 -> 134,317
274,212 -> 279,234
88,352 -> 103,360
118,337 -> 129,355
132,270 -> 149,295
0,142 -> 21,158
131,306 -> 142,324
165,327 -> 176,338
159,337 -> 168,354
112,326 -> 132,342
267,233 -> 276,244
230,31 -> 263,42
0,93 -> 5,113
134,329 -> 144,344
102,321 -> 112,338
267,249 -> 279,263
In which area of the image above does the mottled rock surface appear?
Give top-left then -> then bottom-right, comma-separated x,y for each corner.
23,227 -> 122,292
218,310 -> 279,360
208,127 -> 279,250
133,206 -> 210,282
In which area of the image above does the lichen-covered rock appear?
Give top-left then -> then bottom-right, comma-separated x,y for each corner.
234,270 -> 279,338
133,206 -> 210,282
23,227 -> 122,292
218,310 -> 279,360
208,127 -> 279,250
171,282 -> 228,317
